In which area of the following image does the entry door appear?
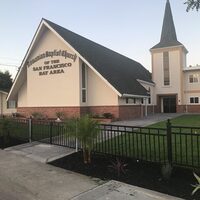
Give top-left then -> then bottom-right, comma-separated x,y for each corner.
163,97 -> 176,113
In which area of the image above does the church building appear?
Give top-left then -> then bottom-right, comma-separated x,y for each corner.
7,0 -> 200,119
151,0 -> 200,113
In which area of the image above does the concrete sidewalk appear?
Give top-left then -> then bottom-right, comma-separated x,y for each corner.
72,180 -> 183,200
5,141 -> 76,163
0,149 -> 100,200
0,150 -> 183,200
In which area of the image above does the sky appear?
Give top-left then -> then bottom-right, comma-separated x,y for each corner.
0,0 -> 200,78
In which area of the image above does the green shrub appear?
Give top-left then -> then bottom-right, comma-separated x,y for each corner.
55,111 -> 65,119
108,158 -> 128,178
31,112 -> 44,120
103,112 -> 113,119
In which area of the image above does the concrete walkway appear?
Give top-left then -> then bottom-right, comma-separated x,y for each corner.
0,150 -> 183,200
73,180 -> 183,200
0,150 -> 99,200
112,113 -> 182,127
5,141 -> 76,163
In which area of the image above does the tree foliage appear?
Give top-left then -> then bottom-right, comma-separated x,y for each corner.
0,71 -> 12,92
184,0 -> 200,11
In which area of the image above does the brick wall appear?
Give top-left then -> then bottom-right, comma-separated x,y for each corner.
18,105 -> 156,120
118,105 -> 142,120
186,105 -> 200,113
86,106 -> 119,118
17,107 -> 81,118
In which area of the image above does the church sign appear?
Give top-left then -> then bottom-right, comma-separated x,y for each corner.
27,49 -> 77,76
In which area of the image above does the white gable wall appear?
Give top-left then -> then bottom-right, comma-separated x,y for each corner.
25,27 -> 80,107
86,65 -> 118,106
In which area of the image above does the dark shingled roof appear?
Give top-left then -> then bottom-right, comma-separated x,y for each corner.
44,19 -> 152,96
151,0 -> 183,49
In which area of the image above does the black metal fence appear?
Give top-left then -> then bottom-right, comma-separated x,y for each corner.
2,118 -> 200,169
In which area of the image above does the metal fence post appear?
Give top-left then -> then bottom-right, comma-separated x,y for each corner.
50,122 -> 53,145
166,119 -> 172,164
75,119 -> 78,152
28,118 -> 32,143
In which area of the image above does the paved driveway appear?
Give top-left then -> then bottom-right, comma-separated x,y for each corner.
112,113 -> 182,127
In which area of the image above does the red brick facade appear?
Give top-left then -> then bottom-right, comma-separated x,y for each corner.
17,107 -> 81,119
17,105 -> 155,120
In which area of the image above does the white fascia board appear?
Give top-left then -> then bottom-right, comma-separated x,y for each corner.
7,20 -> 45,101
183,67 -> 200,72
122,94 -> 149,98
43,21 -> 122,97
0,91 -> 8,95
150,45 -> 188,53
137,79 -> 155,86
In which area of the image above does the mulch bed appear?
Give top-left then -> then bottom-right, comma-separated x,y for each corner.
0,136 -> 26,149
50,151 -> 200,200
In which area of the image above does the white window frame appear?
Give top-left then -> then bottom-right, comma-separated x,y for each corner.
190,97 -> 199,104
189,74 -> 199,83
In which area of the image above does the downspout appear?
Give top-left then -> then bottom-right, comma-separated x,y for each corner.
145,98 -> 148,117
0,93 -> 3,116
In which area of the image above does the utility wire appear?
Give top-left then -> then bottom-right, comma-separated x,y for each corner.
0,57 -> 21,61
0,63 -> 19,68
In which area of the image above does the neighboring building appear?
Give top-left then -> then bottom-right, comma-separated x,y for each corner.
0,90 -> 16,116
7,19 -> 154,120
150,0 -> 200,113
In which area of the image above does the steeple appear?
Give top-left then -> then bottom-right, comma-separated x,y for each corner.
151,0 -> 183,49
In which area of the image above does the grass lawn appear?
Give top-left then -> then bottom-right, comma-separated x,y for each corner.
148,114 -> 200,128
95,115 -> 200,168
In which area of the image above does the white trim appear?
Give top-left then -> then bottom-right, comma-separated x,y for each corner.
183,66 -> 200,72
122,93 -> 149,98
7,20 -> 45,101
137,79 -> 155,86
0,91 -> 8,95
150,44 -> 188,54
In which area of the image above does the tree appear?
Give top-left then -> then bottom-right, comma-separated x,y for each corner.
0,71 -> 13,92
65,115 -> 100,164
184,0 -> 200,11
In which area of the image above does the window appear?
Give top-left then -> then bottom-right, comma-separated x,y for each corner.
190,97 -> 199,104
7,100 -> 16,108
126,98 -> 136,104
81,63 -> 87,103
148,88 -> 151,104
141,98 -> 144,104
189,74 -> 199,83
163,52 -> 170,86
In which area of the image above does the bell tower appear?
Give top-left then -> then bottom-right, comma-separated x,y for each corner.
150,0 -> 188,113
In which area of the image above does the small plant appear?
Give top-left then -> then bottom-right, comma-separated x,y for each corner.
92,114 -> 100,118
103,112 -> 113,119
31,112 -> 44,120
161,162 -> 173,181
191,173 -> 200,195
65,115 -> 100,164
55,111 -> 65,119
108,158 -> 128,178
